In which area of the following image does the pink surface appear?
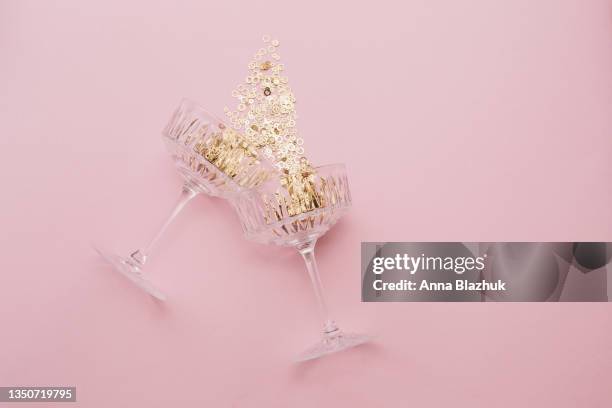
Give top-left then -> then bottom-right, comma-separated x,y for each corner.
1,0 -> 611,406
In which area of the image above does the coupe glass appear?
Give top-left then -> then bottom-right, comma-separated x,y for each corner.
231,163 -> 369,361
97,99 -> 271,300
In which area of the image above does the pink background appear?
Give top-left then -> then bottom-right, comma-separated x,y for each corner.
1,0 -> 611,406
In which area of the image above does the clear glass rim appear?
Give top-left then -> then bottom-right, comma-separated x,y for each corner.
162,98 -> 228,139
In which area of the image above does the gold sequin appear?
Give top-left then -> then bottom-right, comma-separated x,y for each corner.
228,37 -> 323,217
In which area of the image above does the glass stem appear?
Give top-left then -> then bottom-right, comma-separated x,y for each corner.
128,183 -> 199,268
298,240 -> 340,335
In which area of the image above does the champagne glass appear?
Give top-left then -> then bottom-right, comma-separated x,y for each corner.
97,99 -> 271,300
231,163 -> 369,361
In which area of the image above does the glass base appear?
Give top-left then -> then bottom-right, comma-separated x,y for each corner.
95,247 -> 166,301
296,329 -> 370,362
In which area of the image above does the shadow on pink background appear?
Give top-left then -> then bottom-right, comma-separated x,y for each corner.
1,0 -> 611,406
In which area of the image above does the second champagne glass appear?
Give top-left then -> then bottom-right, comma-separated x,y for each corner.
231,163 -> 370,361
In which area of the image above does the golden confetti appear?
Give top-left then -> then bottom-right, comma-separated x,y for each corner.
224,36 -> 332,218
